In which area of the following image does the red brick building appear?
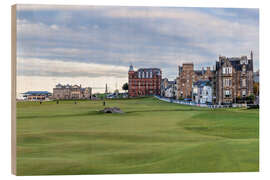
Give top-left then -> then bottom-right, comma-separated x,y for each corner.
128,65 -> 162,97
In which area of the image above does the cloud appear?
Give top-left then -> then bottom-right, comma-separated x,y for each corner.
16,4 -> 107,11
17,57 -> 129,78
16,5 -> 259,83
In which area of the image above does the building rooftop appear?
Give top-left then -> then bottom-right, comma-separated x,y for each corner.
193,80 -> 212,87
137,68 -> 161,71
216,55 -> 253,71
22,91 -> 51,95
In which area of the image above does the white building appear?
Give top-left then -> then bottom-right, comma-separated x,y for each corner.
163,80 -> 177,98
165,85 -> 174,98
192,80 -> 212,104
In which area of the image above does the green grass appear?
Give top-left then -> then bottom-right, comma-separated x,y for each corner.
16,97 -> 259,175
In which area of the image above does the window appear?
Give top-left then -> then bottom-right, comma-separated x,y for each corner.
242,90 -> 246,97
150,71 -> 152,78
223,79 -> 231,87
224,90 -> 231,97
242,79 -> 246,87
223,67 -> 232,74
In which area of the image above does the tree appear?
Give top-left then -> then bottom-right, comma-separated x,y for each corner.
114,89 -> 119,96
247,94 -> 255,103
253,82 -> 259,96
122,83 -> 128,92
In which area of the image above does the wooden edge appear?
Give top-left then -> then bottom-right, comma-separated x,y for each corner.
11,4 -> 17,175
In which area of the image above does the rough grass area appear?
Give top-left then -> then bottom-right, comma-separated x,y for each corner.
16,97 -> 259,175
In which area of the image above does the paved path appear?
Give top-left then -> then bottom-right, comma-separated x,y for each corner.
154,96 -> 230,108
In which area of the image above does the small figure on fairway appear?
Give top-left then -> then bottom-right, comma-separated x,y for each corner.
56,100 -> 59,104
103,100 -> 106,106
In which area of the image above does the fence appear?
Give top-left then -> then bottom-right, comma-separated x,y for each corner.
154,96 -> 247,109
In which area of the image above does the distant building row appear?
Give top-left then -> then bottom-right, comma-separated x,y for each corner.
21,84 -> 93,101
53,84 -> 92,100
128,51 -> 257,105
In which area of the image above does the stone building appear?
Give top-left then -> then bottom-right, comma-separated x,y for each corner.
176,63 -> 214,99
161,78 -> 169,97
176,63 -> 194,99
194,67 -> 214,81
128,65 -> 162,97
215,52 -> 254,104
53,84 -> 92,100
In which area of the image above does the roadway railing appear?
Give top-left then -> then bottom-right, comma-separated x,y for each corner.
154,96 -> 247,108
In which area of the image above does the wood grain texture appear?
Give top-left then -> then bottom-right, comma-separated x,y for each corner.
11,4 -> 17,175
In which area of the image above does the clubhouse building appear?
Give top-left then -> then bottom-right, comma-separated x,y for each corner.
52,84 -> 92,100
22,91 -> 52,101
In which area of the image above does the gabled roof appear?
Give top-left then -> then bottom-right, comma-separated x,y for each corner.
216,56 -> 253,71
193,80 -> 212,87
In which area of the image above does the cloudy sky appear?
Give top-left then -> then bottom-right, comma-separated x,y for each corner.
16,5 -> 259,95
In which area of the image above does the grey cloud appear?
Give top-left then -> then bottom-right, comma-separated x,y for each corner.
17,6 -> 259,80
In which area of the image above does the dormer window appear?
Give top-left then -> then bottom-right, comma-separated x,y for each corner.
241,60 -> 248,65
